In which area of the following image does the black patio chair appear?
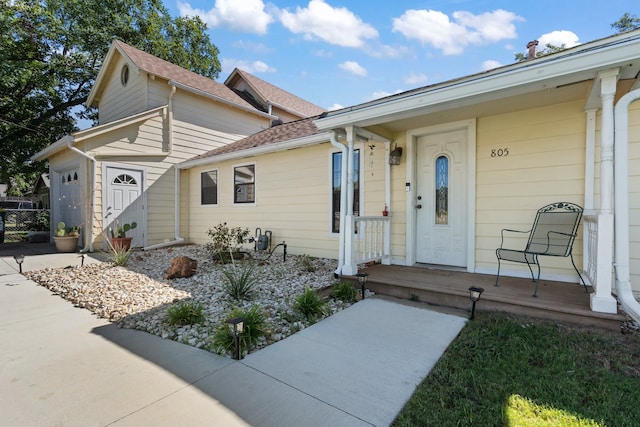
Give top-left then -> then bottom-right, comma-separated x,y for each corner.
495,202 -> 589,297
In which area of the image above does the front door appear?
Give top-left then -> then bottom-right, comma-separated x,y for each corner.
104,165 -> 144,247
415,129 -> 467,266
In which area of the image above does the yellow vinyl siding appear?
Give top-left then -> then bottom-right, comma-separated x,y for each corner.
475,99 -> 586,278
627,102 -> 640,291
98,56 -> 147,124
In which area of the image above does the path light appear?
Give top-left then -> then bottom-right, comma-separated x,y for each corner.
468,286 -> 484,320
79,254 -> 85,267
355,272 -> 368,300
13,255 -> 25,274
226,317 -> 245,360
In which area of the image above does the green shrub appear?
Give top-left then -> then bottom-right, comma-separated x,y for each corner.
294,286 -> 326,322
109,245 -> 132,266
206,222 -> 251,263
211,306 -> 268,356
297,254 -> 317,272
219,262 -> 261,301
331,281 -> 357,302
166,300 -> 205,326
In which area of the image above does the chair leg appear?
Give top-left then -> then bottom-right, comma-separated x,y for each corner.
570,254 -> 589,293
495,256 -> 501,287
532,263 -> 541,297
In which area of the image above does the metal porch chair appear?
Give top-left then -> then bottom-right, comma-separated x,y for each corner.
495,202 -> 589,297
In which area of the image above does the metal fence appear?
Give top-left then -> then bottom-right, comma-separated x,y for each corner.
0,209 -> 50,243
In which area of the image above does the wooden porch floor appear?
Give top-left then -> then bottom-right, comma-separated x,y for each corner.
349,264 -> 629,330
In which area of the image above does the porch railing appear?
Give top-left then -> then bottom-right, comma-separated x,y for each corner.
582,210 -> 617,313
352,216 -> 391,265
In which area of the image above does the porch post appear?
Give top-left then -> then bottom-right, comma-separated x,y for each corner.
591,69 -> 618,313
342,126 -> 358,275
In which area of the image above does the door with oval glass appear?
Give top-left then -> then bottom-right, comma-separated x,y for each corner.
415,128 -> 467,266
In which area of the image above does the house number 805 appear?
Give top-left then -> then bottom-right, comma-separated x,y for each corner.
491,148 -> 509,157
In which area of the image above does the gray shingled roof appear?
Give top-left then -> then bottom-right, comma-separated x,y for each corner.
228,69 -> 326,118
115,41 -> 260,112
189,115 -> 326,162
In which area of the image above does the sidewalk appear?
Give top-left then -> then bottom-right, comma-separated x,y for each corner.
0,251 -> 467,426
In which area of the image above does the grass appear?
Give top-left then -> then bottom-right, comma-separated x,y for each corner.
210,305 -> 268,356
293,285 -> 326,322
219,261 -> 261,301
166,300 -> 205,326
393,312 -> 640,426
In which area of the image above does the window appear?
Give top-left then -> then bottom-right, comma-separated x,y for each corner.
121,64 -> 129,86
435,155 -> 449,225
234,164 -> 255,203
201,170 -> 218,205
331,150 -> 360,233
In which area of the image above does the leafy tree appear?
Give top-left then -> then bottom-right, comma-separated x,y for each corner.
611,12 -> 640,33
0,0 -> 221,195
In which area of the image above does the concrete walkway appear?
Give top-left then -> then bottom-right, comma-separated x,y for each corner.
0,250 -> 467,426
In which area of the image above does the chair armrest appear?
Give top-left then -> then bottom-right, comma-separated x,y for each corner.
499,228 -> 531,249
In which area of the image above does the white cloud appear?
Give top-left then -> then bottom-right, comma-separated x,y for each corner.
392,9 -> 523,55
481,60 -> 502,71
328,103 -> 344,111
339,61 -> 367,77
363,43 -> 410,59
178,0 -> 273,35
222,58 -> 276,74
404,73 -> 428,85
538,30 -> 580,49
279,0 -> 378,48
368,89 -> 403,101
232,40 -> 273,54
313,49 -> 333,58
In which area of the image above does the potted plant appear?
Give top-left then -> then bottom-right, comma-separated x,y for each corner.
110,220 -> 137,250
53,221 -> 80,252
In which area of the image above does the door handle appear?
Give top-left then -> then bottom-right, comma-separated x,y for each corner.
416,204 -> 422,209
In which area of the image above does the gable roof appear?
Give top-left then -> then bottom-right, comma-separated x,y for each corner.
178,115 -> 328,169
87,40 -> 266,115
225,68 -> 326,118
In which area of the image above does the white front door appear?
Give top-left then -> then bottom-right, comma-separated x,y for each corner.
104,166 -> 144,246
415,129 -> 468,266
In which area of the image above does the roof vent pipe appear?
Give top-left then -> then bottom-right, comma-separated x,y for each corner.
527,40 -> 539,60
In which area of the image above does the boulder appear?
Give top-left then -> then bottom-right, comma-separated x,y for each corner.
164,256 -> 198,279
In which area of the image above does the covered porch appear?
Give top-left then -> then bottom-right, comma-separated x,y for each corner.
348,264 -> 628,331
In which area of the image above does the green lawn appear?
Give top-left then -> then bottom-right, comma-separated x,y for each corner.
393,312 -> 640,426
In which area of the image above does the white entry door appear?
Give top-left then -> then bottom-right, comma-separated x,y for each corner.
104,166 -> 144,247
415,129 -> 468,266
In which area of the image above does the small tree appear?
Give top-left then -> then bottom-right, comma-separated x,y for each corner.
206,223 -> 251,263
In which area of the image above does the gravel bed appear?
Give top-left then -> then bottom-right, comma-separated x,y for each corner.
25,245 -> 367,356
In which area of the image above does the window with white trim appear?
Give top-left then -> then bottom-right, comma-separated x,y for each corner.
234,164 -> 255,203
331,150 -> 359,233
201,170 -> 218,205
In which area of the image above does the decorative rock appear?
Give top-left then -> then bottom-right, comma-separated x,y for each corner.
164,256 -> 198,279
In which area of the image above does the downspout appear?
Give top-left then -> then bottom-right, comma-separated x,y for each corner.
143,84 -> 183,250
613,88 -> 640,323
66,140 -> 96,252
330,130 -> 348,276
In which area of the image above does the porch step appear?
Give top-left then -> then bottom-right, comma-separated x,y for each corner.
344,265 -> 629,332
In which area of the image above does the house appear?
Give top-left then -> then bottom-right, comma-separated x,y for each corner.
175,30 -> 640,323
31,40 -> 324,251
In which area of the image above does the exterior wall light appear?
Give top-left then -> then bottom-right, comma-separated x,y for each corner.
226,317 -> 245,360
355,272 -> 368,300
468,286 -> 484,320
389,143 -> 403,165
13,255 -> 25,274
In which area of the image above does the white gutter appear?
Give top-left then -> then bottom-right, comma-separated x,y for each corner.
613,88 -> 640,323
329,130 -> 348,276
66,140 -> 96,253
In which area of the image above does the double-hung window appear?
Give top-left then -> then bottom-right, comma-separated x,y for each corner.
234,164 -> 255,204
201,170 -> 218,205
331,150 -> 359,233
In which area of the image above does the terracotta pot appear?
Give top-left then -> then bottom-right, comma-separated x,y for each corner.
53,236 -> 79,253
111,237 -> 133,250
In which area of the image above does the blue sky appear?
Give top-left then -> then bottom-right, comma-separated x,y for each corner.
165,1 -> 636,111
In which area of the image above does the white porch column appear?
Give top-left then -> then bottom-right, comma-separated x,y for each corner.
342,126 -> 358,275
591,69 -> 618,313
